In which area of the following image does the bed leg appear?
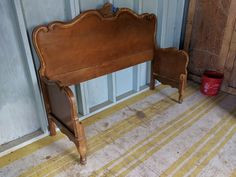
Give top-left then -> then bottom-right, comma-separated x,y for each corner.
150,74 -> 155,90
48,116 -> 57,136
76,141 -> 87,165
178,75 -> 185,104
75,123 -> 87,165
150,60 -> 156,90
150,79 -> 155,90
178,90 -> 183,104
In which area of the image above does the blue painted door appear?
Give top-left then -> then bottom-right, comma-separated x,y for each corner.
0,0 -> 186,144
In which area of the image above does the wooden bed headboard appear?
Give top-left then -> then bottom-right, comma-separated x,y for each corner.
33,3 -> 157,86
31,3 -> 189,165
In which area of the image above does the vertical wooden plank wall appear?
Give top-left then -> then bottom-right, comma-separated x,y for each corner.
184,0 -> 236,96
186,0 -> 232,77
0,0 -> 186,145
221,1 -> 236,95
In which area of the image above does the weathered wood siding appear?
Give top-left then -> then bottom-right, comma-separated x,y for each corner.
185,0 -> 236,95
188,0 -> 231,76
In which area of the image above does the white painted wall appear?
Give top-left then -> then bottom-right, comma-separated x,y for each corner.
0,0 -> 46,144
0,0 -> 186,145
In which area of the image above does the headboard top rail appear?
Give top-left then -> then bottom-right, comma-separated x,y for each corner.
33,3 -> 157,86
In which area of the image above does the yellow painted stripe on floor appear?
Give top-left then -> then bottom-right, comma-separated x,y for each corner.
87,87 -> 195,153
20,86 -> 197,177
190,119 -> 236,177
0,133 -> 65,169
94,92 -> 220,176
172,114 -> 236,177
115,94 -> 226,176
45,87 -> 198,177
46,88 -> 198,177
118,95 -> 226,177
103,94 -> 225,176
88,88 -> 196,150
161,108 -> 236,177
83,84 -> 169,127
0,85 -> 168,169
230,169 -> 236,177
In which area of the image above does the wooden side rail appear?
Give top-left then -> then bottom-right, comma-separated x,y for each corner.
150,48 -> 189,103
41,79 -> 87,164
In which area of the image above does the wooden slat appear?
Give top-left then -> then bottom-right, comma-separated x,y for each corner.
221,0 -> 236,95
219,0 -> 236,68
183,0 -> 197,52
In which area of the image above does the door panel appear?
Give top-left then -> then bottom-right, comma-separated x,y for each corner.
0,0 -> 187,145
80,0 -> 104,12
87,76 -> 109,109
222,23 -> 236,95
0,0 -> 41,145
229,56 -> 236,88
21,0 -> 71,68
116,68 -> 134,97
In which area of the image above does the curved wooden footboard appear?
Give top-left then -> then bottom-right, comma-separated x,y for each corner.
150,48 -> 189,103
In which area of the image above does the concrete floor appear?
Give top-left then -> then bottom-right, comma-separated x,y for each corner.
1,82 -> 236,177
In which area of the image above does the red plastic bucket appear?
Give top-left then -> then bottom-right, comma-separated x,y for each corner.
200,70 -> 224,96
